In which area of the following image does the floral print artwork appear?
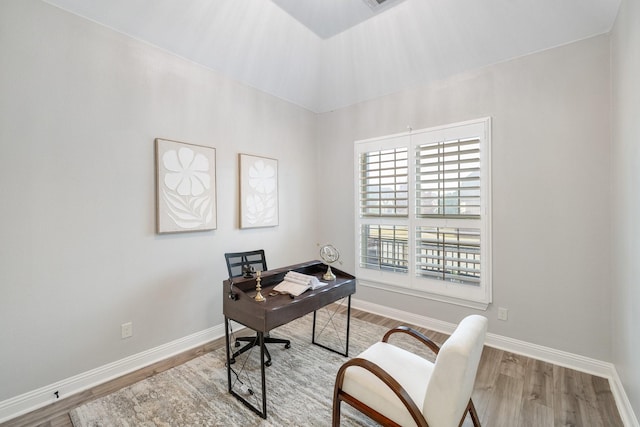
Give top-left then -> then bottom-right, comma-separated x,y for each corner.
163,148 -> 211,197
240,155 -> 278,228
156,139 -> 216,233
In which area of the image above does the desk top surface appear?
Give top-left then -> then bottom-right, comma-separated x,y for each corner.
223,260 -> 355,332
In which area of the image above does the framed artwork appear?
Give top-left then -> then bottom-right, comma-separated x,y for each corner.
239,154 -> 279,228
155,138 -> 217,233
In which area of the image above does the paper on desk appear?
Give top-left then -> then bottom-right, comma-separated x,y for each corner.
284,271 -> 327,290
273,280 -> 310,297
273,271 -> 328,296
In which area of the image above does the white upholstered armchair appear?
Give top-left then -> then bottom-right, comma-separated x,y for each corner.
332,315 -> 488,427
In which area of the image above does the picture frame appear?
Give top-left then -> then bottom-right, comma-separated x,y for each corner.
155,138 -> 217,233
239,153 -> 279,228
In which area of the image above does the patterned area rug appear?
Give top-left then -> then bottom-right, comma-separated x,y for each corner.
70,310 -> 437,426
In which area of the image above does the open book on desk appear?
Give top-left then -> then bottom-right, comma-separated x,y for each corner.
272,270 -> 328,297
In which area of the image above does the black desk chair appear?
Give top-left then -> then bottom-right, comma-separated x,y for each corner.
224,249 -> 291,366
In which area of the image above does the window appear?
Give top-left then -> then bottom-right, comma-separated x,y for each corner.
354,118 -> 491,309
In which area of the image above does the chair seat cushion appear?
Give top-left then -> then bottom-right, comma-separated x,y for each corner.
341,341 -> 434,427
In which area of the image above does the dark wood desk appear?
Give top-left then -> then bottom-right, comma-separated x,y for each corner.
222,260 -> 356,419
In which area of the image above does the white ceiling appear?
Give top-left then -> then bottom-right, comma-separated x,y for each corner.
271,0 -> 407,39
42,0 -> 621,113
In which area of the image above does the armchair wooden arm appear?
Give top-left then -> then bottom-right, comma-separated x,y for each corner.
332,357 -> 429,427
382,326 -> 441,356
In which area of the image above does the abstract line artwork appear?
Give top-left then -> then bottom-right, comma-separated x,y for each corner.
156,138 -> 216,233
239,154 -> 278,228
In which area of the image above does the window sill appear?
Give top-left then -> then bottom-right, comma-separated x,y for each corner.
357,278 -> 490,311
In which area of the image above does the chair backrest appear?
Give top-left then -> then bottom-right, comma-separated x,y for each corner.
423,315 -> 487,427
224,249 -> 267,278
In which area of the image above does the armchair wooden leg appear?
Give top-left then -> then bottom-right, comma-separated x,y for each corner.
465,398 -> 481,427
332,401 -> 341,426
332,393 -> 342,426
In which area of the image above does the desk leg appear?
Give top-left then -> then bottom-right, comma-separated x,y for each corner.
259,332 -> 267,419
224,320 -> 267,419
346,295 -> 351,356
224,317 -> 232,392
312,295 -> 351,357
232,331 -> 267,418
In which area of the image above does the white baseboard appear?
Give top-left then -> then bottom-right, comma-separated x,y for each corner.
0,324 -> 228,423
609,367 -> 640,427
351,298 -> 639,427
2,303 -> 637,426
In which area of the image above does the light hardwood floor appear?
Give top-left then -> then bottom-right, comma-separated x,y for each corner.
2,308 -> 623,427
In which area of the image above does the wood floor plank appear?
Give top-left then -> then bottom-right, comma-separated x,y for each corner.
576,370 -> 604,427
47,414 -> 73,427
472,345 -> 504,421
500,351 -> 527,379
571,369 -> 621,427
482,372 -> 525,427
524,358 -> 554,407
517,400 -> 554,427
553,364 -> 585,427
518,358 -> 554,427
592,375 -> 625,426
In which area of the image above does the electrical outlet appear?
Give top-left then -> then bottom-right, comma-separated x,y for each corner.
498,307 -> 508,321
121,322 -> 133,339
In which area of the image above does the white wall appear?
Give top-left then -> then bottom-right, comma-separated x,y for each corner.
0,0 -> 318,401
316,34 -> 612,361
612,0 -> 640,417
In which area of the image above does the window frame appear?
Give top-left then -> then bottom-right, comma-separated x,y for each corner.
354,118 -> 492,309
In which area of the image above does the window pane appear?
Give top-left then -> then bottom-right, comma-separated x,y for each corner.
415,227 -> 480,285
359,224 -> 408,273
360,148 -> 408,217
416,138 -> 480,217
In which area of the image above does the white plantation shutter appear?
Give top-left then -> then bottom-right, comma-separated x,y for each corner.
359,148 -> 408,217
359,224 -> 409,272
415,138 -> 481,218
414,137 -> 482,285
415,226 -> 481,284
355,119 -> 491,308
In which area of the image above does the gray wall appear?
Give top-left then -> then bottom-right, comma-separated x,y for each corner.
316,34 -> 612,361
0,0 -> 318,400
612,0 -> 640,416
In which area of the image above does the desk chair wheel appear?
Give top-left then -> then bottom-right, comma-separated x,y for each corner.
234,341 -> 241,347
265,360 -> 272,367
285,343 -> 291,349
228,358 -> 236,365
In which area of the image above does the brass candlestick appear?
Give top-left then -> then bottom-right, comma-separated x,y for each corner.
254,271 -> 265,302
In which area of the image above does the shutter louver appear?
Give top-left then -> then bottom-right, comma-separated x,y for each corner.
415,227 -> 481,285
360,148 -> 408,217
359,224 -> 408,273
416,138 -> 481,218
